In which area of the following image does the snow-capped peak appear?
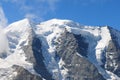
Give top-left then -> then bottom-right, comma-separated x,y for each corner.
0,18 -> 37,79
4,18 -> 31,33
0,18 -> 120,80
4,18 -> 34,55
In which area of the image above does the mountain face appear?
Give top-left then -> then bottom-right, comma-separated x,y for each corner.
0,19 -> 120,80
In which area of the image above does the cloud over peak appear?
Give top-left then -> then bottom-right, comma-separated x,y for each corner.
2,0 -> 59,21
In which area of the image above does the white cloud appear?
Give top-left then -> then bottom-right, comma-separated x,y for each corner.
74,0 -> 112,6
2,0 -> 59,21
0,6 -> 8,28
37,0 -> 59,11
0,29 -> 9,55
0,6 -> 8,56
25,13 -> 37,19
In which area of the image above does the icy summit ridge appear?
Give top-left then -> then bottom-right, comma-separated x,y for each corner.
5,18 -> 31,32
5,18 -> 110,31
39,19 -> 113,33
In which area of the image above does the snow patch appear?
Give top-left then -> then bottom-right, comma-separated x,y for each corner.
95,26 -> 111,66
107,71 -> 120,80
58,59 -> 68,80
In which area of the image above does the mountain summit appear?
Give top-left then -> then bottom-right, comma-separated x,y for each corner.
0,19 -> 120,80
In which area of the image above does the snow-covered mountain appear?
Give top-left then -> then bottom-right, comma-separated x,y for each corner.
0,18 -> 120,80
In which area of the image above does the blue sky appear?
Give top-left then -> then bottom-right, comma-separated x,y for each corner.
0,0 -> 120,30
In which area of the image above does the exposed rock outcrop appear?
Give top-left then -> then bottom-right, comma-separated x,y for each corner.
12,65 -> 43,80
105,27 -> 120,77
56,30 -> 105,80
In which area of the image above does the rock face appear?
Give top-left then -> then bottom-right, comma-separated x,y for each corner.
105,27 -> 120,77
32,37 -> 53,80
12,65 -> 43,80
22,36 -> 53,80
56,30 -> 105,80
1,19 -> 120,80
